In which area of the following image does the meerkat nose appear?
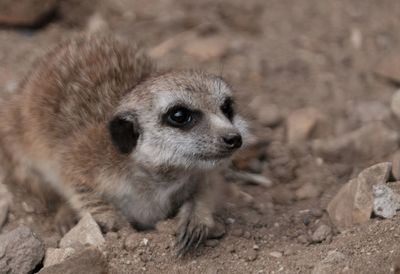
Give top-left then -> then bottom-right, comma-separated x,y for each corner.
222,133 -> 242,150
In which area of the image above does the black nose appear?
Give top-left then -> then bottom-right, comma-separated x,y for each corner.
222,133 -> 242,150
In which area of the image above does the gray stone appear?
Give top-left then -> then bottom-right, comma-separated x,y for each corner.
60,213 -> 105,249
391,90 -> 400,120
0,226 -> 45,274
38,247 -> 108,274
373,184 -> 400,218
295,183 -> 322,200
311,224 -> 332,243
44,247 -> 76,267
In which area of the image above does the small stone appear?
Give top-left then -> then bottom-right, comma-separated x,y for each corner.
310,208 -> 324,218
205,240 -> 219,248
243,231 -> 251,239
295,183 -> 322,200
269,251 -> 283,258
375,52 -> 400,84
124,232 -> 142,251
311,250 -> 346,274
297,235 -> 309,244
245,250 -> 258,261
59,213 -> 105,249
311,224 -> 332,243
0,226 -> 45,274
183,36 -> 229,61
271,186 -> 295,205
327,162 -> 392,231
287,107 -> 323,144
38,247 -> 108,274
44,247 -> 76,267
373,184 -> 400,218
253,244 -> 259,250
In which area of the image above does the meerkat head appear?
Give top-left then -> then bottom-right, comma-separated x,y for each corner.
108,71 -> 249,170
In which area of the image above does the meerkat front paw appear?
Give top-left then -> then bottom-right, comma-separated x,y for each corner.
176,216 -> 210,257
55,204 -> 78,235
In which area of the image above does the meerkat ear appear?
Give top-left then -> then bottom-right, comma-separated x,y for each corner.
108,112 -> 140,154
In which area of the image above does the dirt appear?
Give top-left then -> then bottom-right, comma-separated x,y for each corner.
1,0 -> 400,273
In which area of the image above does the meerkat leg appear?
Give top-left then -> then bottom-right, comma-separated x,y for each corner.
175,180 -> 220,256
67,186 -> 131,233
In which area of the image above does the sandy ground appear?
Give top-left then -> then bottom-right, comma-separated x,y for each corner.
2,0 -> 400,273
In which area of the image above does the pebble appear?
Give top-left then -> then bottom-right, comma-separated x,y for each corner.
373,184 -> 400,218
269,251 -> 283,258
375,52 -> 400,84
22,201 -> 35,213
245,250 -> 258,261
311,224 -> 332,243
249,98 -> 282,127
327,162 -> 391,231
287,107 -> 323,144
59,213 -> 105,249
353,101 -> 390,123
209,221 -> 226,239
44,247 -> 76,267
0,226 -> 45,274
231,227 -> 244,237
38,247 -> 108,274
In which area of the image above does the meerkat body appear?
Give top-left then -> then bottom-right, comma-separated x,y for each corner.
0,35 -> 247,254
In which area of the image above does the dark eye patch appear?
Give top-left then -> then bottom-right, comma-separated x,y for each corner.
163,105 -> 201,129
220,97 -> 234,121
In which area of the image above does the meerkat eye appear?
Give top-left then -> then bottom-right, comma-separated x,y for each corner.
220,97 -> 234,121
165,106 -> 194,128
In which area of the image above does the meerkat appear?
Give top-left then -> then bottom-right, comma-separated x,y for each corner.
0,34 -> 249,255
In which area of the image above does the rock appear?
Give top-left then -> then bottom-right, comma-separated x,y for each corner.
287,108 -> 323,144
311,250 -> 346,274
205,240 -> 219,248
353,101 -> 390,123
86,13 -> 109,34
183,36 -> 230,61
311,224 -> 332,243
295,183 -> 322,200
392,150 -> 400,180
231,227 -> 244,237
0,226 -> 45,274
245,250 -> 258,261
269,251 -> 283,258
0,0 -> 58,27
0,183 -> 12,231
38,247 -> 108,274
392,90 -> 400,120
44,247 -> 76,267
59,213 -> 105,249
327,162 -> 391,231
373,184 -> 400,218
22,201 -> 35,213
312,122 -> 399,161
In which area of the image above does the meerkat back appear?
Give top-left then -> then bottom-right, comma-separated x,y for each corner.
0,35 -> 154,192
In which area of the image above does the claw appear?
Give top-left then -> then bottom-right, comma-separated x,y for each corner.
175,222 -> 208,257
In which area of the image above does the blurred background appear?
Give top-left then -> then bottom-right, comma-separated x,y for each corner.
2,1 -> 400,273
